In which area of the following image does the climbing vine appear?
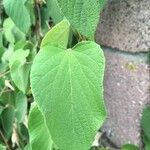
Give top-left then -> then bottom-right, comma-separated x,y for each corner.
0,0 -> 106,149
0,0 -> 149,150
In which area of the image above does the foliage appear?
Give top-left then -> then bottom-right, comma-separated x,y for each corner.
0,0 -> 107,149
31,19 -> 106,150
3,0 -> 31,33
57,0 -> 105,39
1,0 -> 150,149
121,144 -> 140,150
141,106 -> 150,150
28,104 -> 53,150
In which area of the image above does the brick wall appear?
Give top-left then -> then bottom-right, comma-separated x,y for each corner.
96,0 -> 150,147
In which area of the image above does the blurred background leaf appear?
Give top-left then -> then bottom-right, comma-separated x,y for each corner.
3,0 -> 31,33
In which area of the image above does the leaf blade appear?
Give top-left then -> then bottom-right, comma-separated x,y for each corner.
9,49 -> 30,93
141,106 -> 150,140
15,92 -> 27,123
41,19 -> 70,48
57,0 -> 105,39
3,0 -> 31,33
31,41 -> 106,150
121,144 -> 140,150
28,104 -> 53,150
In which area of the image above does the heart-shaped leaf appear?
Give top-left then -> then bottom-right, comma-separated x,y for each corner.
30,40 -> 106,150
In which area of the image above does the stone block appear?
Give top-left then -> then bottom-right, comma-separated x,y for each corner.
102,48 -> 150,147
96,0 -> 150,52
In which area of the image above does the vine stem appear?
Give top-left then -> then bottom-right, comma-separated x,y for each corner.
0,70 -> 10,78
35,1 -> 43,42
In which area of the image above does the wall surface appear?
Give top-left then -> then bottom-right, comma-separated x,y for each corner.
96,0 -> 150,147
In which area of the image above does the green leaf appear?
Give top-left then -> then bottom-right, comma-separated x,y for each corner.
121,144 -> 140,150
24,144 -> 32,150
1,44 -> 14,63
40,0 -> 64,34
3,18 -> 15,43
0,29 -> 3,48
1,44 -> 14,72
25,0 -> 36,25
3,18 -> 25,43
47,0 -> 64,23
143,135 -> 150,150
141,106 -> 150,140
0,144 -> 6,150
0,47 -> 4,60
41,19 -> 70,48
98,148 -> 108,150
28,104 -> 53,150
3,0 -> 31,33
30,40 -> 106,150
40,6 -> 51,34
14,41 -> 33,51
17,123 -> 29,146
0,106 -> 15,139
15,92 -> 27,123
0,90 -> 16,106
9,49 -> 30,93
0,105 -> 4,116
9,49 -> 29,68
141,107 -> 150,150
57,0 -> 105,39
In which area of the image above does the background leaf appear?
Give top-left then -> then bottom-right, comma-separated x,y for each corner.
121,144 -> 140,150
15,92 -> 27,123
143,135 -> 150,150
0,106 -> 15,139
41,19 -> 70,48
31,40 -> 106,150
3,0 -> 31,33
9,49 -> 30,93
28,104 -> 53,150
57,0 -> 105,39
141,106 -> 150,140
17,123 -> 29,148
141,106 -> 150,150
47,0 -> 64,24
3,18 -> 15,44
25,0 -> 35,25
0,144 -> 6,150
3,18 -> 25,44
